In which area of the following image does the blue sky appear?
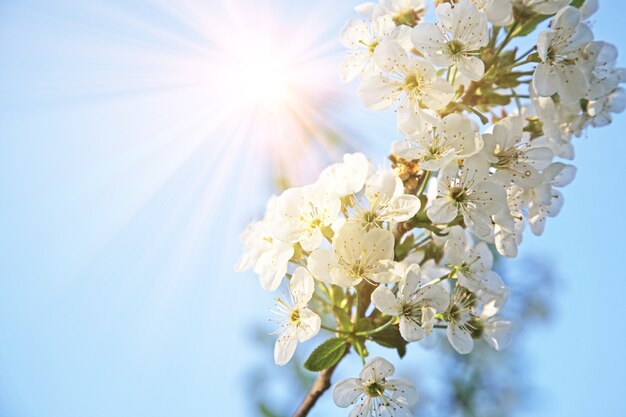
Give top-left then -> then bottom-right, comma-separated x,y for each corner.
1,1 -> 625,416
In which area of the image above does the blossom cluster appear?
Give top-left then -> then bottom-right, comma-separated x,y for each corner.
238,0 -> 623,416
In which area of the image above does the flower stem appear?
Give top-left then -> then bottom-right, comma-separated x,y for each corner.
356,319 -> 393,337
494,21 -> 520,57
320,324 -> 351,335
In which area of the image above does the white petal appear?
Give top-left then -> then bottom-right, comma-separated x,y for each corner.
544,162 -> 576,187
290,267 -> 315,303
463,209 -> 493,238
359,75 -> 401,110
427,197 -> 457,224
274,332 -> 298,366
333,378 -> 364,408
366,171 -> 401,205
341,19 -> 372,49
447,324 -> 474,354
423,76 -> 455,110
441,113 -> 483,158
256,242 -> 294,291
442,225 -> 469,266
533,63 -> 559,97
335,223 -> 395,264
296,308 -> 321,342
411,23 -> 448,65
381,195 -> 421,222
307,248 -> 337,284
360,357 -> 395,380
373,38 -> 408,72
416,284 -> 450,312
371,286 -> 402,316
349,399 -> 371,417
536,29 -> 556,62
399,317 -> 425,342
534,0 -> 570,15
330,268 -> 361,288
340,51 -> 368,83
399,264 -> 422,299
456,56 -> 485,81
555,64 -> 588,102
385,379 -> 418,406
552,6 -> 581,32
300,227 -> 323,252
483,320 -> 513,351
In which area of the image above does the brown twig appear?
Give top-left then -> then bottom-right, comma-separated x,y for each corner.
393,220 -> 414,246
293,349 -> 349,417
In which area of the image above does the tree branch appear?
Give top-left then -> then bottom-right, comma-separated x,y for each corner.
293,349 -> 349,417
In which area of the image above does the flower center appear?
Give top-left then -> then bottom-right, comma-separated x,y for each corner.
447,40 -> 465,57
368,40 -> 379,54
289,308 -> 301,324
350,262 -> 367,278
392,8 -> 424,27
309,217 -> 323,229
366,381 -> 385,398
445,304 -> 462,323
401,301 -> 415,318
361,210 -> 381,229
403,74 -> 422,93
494,146 -> 519,168
449,186 -> 468,203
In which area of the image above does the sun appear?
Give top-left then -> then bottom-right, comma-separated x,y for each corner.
193,0 -> 355,186
228,45 -> 293,108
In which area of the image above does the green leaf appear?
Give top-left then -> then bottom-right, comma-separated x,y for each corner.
304,338 -> 347,372
370,325 -> 408,358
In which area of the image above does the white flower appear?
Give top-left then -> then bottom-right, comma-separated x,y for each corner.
271,268 -> 321,365
308,222 -> 396,287
444,287 -> 477,354
511,0 -> 571,17
444,288 -> 508,354
587,87 -> 626,127
359,40 -> 454,133
372,264 -> 449,342
358,0 -> 427,27
236,197 -> 294,291
411,1 -> 489,81
427,158 -> 508,238
508,161 -> 576,236
530,90 -> 579,159
340,15 -> 397,83
579,0 -> 598,19
480,116 -> 553,188
393,113 -> 483,170
318,153 -> 372,198
443,226 -> 507,298
270,183 -> 341,252
479,299 -> 513,351
492,207 -> 525,258
354,170 -> 421,228
469,0 -> 513,26
333,357 -> 418,417
533,6 -> 593,102
381,0 -> 426,26
580,41 -> 621,101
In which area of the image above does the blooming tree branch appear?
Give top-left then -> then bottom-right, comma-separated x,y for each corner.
238,0 -> 624,416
